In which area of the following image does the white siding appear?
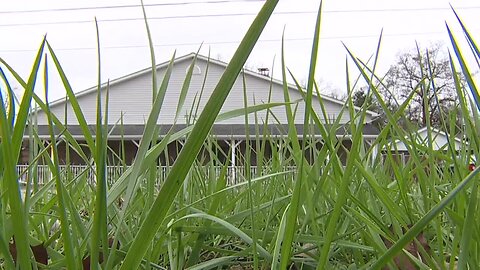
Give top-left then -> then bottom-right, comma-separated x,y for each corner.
34,73 -> 154,125
33,55 -> 372,128
392,128 -> 463,151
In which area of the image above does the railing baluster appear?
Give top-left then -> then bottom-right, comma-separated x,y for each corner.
17,164 -> 297,189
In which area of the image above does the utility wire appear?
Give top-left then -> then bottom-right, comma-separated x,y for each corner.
1,30 -> 466,53
325,6 -> 480,13
0,3 -> 477,15
0,6 -> 478,28
0,11 -> 313,28
0,0 -> 265,14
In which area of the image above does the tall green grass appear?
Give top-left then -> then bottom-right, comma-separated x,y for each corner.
1,2 -> 480,269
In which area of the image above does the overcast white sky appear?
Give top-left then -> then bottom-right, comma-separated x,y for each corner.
0,0 -> 479,101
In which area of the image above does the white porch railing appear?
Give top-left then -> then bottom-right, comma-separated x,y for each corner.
16,164 -> 295,186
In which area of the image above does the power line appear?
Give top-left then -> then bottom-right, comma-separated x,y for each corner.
0,11 -> 312,28
0,0 -> 265,14
0,6 -> 478,28
0,3 -> 477,15
0,30 -> 466,54
325,6 -> 480,13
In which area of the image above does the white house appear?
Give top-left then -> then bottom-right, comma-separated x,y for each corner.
385,127 -> 466,164
26,53 -> 379,168
391,127 -> 464,151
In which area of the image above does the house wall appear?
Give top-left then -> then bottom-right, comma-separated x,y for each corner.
392,129 -> 463,152
33,56 -> 372,130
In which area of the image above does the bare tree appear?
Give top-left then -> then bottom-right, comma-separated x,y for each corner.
380,43 -> 458,127
352,86 -> 380,111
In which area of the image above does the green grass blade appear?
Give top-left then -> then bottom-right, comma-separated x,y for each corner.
185,158 -> 230,266
90,18 -> 108,270
241,71 -> 259,268
0,68 -> 16,127
140,0 -> 158,98
457,181 -> 478,270
105,102 -> 289,208
318,30 -> 383,270
171,213 -> 272,259
119,1 -> 279,268
43,54 -> 78,269
446,24 -> 480,112
451,7 -> 480,65
278,30 -> 303,270
46,42 -> 96,155
0,231 -> 15,268
185,256 -> 237,270
354,160 -> 409,225
447,12 -> 480,269
0,38 -> 46,270
0,77 -> 29,270
371,167 -> 480,269
11,38 -> 46,160
109,54 -> 176,248
174,49 -> 201,123
167,171 -> 292,220
281,2 -> 322,268
271,204 -> 289,269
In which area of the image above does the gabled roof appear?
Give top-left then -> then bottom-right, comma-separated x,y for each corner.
42,53 -> 379,118
388,127 -> 465,152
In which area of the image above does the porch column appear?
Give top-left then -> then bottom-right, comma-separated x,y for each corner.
369,139 -> 378,166
229,139 -> 242,183
49,143 -> 54,183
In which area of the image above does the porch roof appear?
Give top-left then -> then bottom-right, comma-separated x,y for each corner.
28,123 -> 379,140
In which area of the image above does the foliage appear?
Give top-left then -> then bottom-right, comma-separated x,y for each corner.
353,43 -> 464,130
1,2 -> 480,270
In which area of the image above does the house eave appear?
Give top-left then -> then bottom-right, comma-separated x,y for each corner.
24,123 -> 379,141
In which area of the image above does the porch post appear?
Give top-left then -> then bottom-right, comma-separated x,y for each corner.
231,139 -> 236,182
49,142 -> 54,183
370,139 -> 378,166
229,139 -> 242,184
